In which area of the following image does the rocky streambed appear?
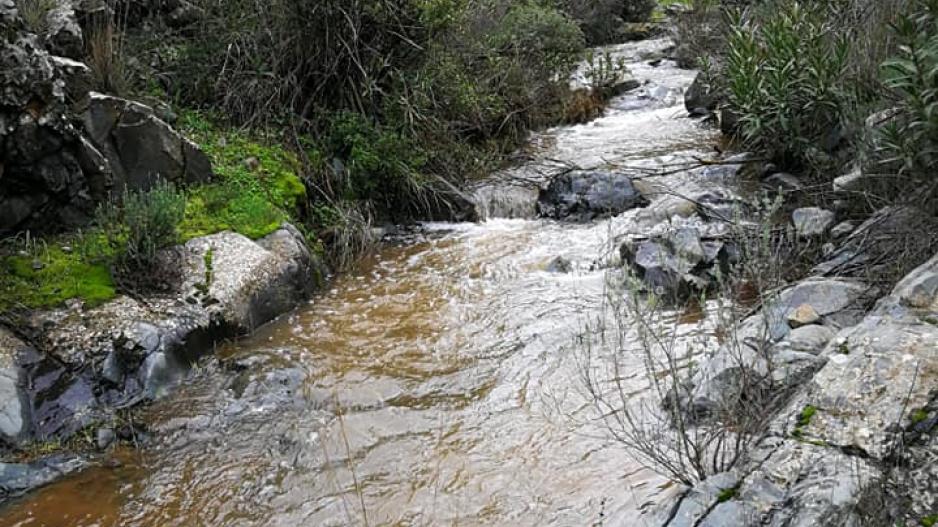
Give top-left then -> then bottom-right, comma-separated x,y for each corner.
0,30 -> 936,527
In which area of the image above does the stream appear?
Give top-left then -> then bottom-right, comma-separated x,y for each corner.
1,37 -> 722,527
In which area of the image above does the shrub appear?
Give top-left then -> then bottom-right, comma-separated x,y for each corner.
724,2 -> 851,170
558,0 -> 656,45
877,0 -> 938,210
96,181 -> 186,270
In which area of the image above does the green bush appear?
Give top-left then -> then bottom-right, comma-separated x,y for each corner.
725,1 -> 851,170
558,0 -> 656,44
96,181 -> 186,269
877,0 -> 938,209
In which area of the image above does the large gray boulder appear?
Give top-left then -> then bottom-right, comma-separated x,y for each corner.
621,227 -> 737,302
675,278 -> 873,423
83,93 -> 213,192
684,72 -> 717,116
14,223 -> 324,440
537,170 -> 648,221
650,250 -> 938,526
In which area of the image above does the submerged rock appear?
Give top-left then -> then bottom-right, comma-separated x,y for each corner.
537,170 -> 648,221
0,455 -> 86,500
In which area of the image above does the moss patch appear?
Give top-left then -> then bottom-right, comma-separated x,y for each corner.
178,111 -> 306,240
922,515 -> 938,527
0,243 -> 117,311
792,405 -> 818,439
716,486 -> 739,503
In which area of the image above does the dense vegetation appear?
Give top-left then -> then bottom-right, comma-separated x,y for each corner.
1,0 -> 663,310
682,0 -> 937,208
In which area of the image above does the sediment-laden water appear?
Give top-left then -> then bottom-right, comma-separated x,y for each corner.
2,37 -> 722,527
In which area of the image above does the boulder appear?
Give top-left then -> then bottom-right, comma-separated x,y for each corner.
537,170 -> 648,221
15,223 -> 325,443
621,227 -> 737,303
684,72 -> 717,116
82,93 -> 213,192
0,329 -> 31,445
0,455 -> 86,500
791,207 -> 835,238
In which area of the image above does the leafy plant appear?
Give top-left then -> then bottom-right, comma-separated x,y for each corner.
725,2 -> 851,170
96,181 -> 186,270
878,0 -> 938,209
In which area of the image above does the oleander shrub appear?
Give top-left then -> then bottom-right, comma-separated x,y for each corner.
724,1 -> 851,170
870,0 -> 938,210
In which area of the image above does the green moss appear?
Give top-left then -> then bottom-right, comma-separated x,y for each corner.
0,243 -> 116,311
922,515 -> 938,527
716,486 -> 738,503
797,405 -> 817,428
791,405 -> 818,440
177,110 -> 307,240
911,408 -> 930,425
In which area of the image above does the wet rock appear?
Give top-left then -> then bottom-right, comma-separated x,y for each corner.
792,207 -> 835,238
546,256 -> 573,273
685,72 -> 717,116
0,455 -> 87,500
537,170 -> 648,221
763,172 -> 803,193
621,227 -> 736,303
0,329 -> 30,444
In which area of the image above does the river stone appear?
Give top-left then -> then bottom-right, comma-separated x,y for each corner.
792,207 -> 835,238
833,166 -> 865,193
763,173 -> 803,193
537,170 -> 648,221
782,324 -> 835,354
684,72 -> 716,116
0,455 -> 87,500
0,329 -> 29,443
786,303 -> 820,328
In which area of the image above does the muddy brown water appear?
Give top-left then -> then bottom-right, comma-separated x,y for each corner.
2,38 -> 720,527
